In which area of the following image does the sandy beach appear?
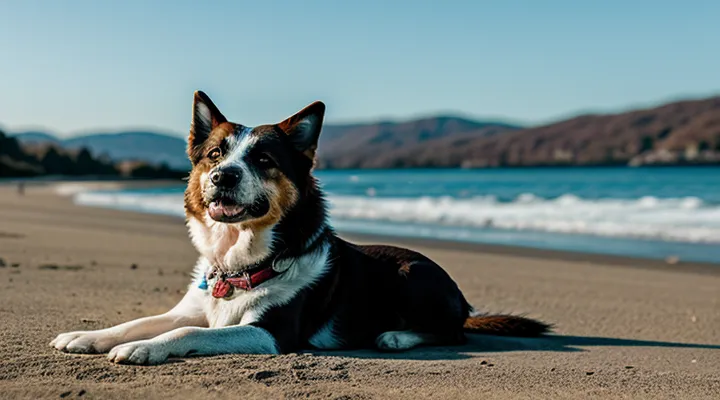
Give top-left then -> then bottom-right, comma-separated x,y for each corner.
0,183 -> 718,399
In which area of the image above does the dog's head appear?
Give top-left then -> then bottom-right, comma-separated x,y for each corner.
184,91 -> 325,231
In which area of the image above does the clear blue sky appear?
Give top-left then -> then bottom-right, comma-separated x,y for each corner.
1,0 -> 718,137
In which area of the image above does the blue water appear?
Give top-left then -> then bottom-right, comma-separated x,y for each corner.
316,168 -> 720,201
71,167 -> 720,264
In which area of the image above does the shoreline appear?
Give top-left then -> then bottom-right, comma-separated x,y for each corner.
12,179 -> 720,272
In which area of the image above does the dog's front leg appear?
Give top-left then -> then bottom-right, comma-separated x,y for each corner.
106,325 -> 280,365
50,291 -> 207,354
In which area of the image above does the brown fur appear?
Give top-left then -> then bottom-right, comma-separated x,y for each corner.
398,262 -> 412,276
240,173 -> 298,232
463,315 -> 552,337
184,123 -> 237,221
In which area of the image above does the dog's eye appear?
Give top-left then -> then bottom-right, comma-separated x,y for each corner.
207,147 -> 222,161
256,154 -> 276,168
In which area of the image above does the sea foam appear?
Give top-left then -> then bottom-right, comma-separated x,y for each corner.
71,189 -> 720,244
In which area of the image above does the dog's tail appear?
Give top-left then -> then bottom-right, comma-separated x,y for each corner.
463,313 -> 552,337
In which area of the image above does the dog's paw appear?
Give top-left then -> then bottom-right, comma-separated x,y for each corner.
375,331 -> 425,352
108,341 -> 169,365
50,331 -> 118,354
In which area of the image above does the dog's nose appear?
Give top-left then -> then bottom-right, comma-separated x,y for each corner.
209,167 -> 242,188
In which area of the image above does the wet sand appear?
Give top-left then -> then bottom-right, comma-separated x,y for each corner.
0,184 -> 718,399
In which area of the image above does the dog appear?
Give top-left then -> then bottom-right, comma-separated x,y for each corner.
50,91 -> 550,365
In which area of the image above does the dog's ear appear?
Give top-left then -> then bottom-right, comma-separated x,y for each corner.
277,101 -> 325,160
188,91 -> 227,161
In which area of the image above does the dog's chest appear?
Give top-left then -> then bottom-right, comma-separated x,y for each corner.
187,216 -> 274,269
189,231 -> 333,333
204,289 -> 265,327
190,259 -> 267,328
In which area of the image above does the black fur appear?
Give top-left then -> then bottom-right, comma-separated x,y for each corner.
191,94 -> 550,353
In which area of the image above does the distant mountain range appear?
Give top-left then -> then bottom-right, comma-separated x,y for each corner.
438,96 -> 720,168
0,131 -> 185,179
11,117 -> 520,170
7,96 -> 720,171
316,117 -> 519,168
14,131 -> 191,170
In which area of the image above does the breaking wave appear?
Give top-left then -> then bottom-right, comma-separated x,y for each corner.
74,191 -> 185,217
72,189 -> 720,244
328,194 -> 720,243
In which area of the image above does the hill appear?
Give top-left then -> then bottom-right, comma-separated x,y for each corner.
436,97 -> 720,168
11,131 -> 61,144
0,130 -> 185,179
317,96 -> 720,168
12,117 -> 521,170
8,96 -> 720,170
316,116 -> 519,168
14,131 -> 191,170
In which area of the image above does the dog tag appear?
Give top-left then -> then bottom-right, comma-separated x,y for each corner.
212,279 -> 233,298
197,275 -> 209,290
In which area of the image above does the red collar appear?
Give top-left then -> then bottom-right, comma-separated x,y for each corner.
207,227 -> 330,299
211,266 -> 281,298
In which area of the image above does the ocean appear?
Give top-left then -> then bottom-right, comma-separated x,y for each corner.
71,167 -> 720,263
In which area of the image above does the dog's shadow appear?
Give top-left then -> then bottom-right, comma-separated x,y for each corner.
311,334 -> 720,361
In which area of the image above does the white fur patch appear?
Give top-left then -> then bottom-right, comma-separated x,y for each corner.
195,103 -> 212,126
188,240 -> 331,328
309,318 -> 343,350
186,213 -> 276,270
239,125 -> 253,136
210,127 -> 267,209
222,130 -> 255,166
303,225 -> 327,250
375,331 -> 431,351
107,325 -> 279,364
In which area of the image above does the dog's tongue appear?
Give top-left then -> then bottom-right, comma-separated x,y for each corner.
208,201 -> 244,219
